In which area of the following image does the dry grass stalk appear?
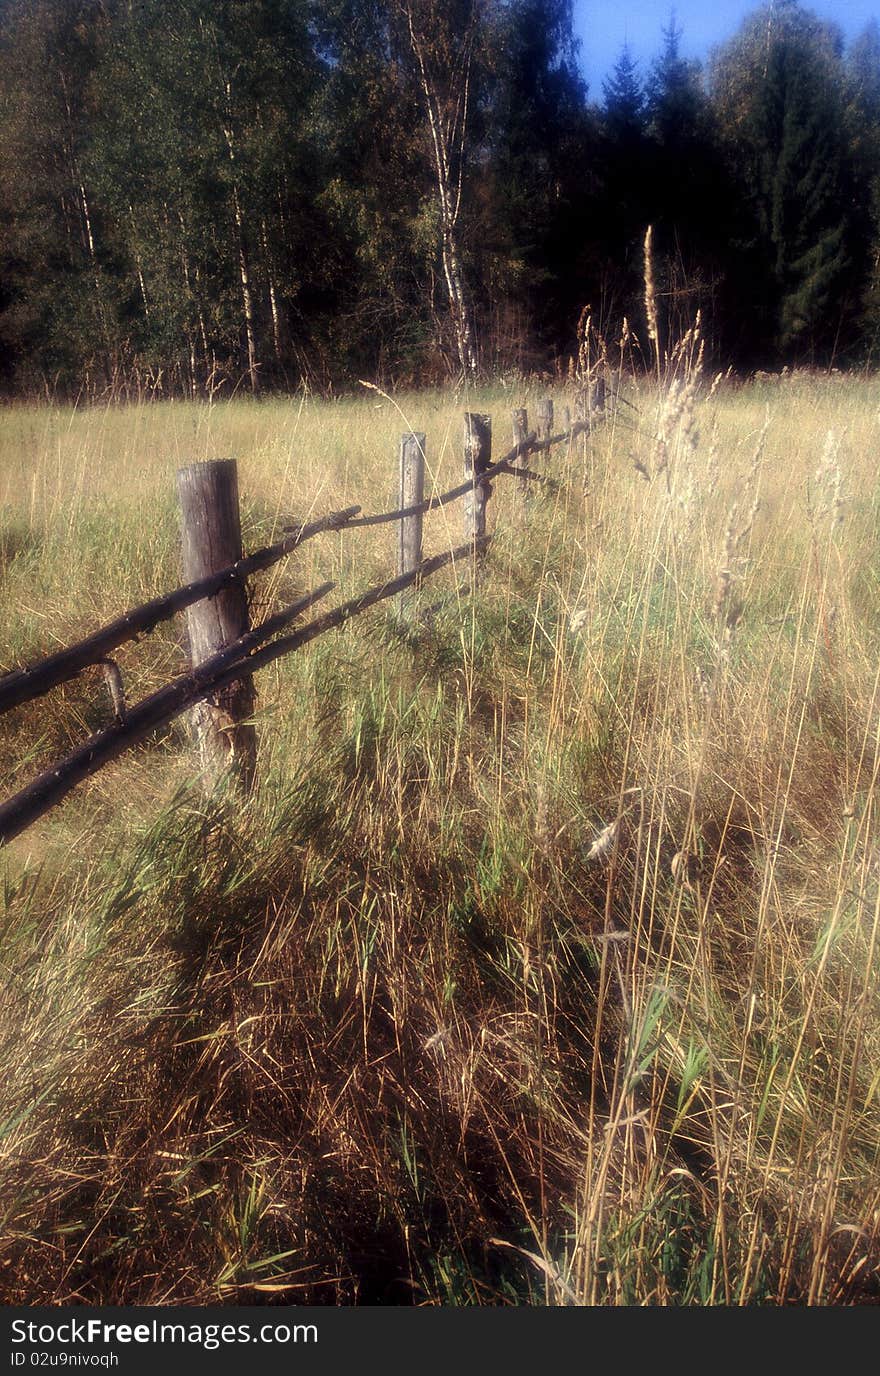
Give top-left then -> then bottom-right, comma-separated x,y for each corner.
643,225 -> 660,370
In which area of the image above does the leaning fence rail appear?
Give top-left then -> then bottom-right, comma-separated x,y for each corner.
0,395 -> 606,846
0,543 -> 489,846
0,425 -> 585,716
0,505 -> 362,716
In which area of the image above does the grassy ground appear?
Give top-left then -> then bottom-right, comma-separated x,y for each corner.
1,368 -> 879,1304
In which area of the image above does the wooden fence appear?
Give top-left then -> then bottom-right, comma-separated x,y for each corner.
0,394 -> 606,846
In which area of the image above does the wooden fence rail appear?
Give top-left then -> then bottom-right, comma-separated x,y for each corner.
0,542 -> 488,846
0,504 -> 361,716
0,424 -> 584,718
0,395 -> 606,845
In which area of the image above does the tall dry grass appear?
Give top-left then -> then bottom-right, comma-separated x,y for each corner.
0,356 -> 879,1304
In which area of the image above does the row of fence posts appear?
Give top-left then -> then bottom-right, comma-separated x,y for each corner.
177,399 -> 565,795
396,398 -> 559,586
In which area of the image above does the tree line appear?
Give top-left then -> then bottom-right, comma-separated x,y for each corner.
1,0 -> 878,398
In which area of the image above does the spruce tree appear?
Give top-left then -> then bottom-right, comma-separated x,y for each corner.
845,21 -> 880,358
646,14 -> 704,153
645,15 -> 745,352
595,44 -> 650,330
712,1 -> 857,361
603,43 -> 645,145
486,0 -> 591,364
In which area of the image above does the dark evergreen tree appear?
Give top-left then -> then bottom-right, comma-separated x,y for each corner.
646,14 -> 702,150
484,0 -> 593,366
845,20 -> 880,359
602,42 -> 645,143
712,1 -> 858,362
593,44 -> 651,333
644,14 -> 738,353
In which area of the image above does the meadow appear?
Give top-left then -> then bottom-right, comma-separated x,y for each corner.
0,365 -> 878,1304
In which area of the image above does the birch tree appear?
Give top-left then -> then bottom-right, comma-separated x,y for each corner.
396,0 -> 481,382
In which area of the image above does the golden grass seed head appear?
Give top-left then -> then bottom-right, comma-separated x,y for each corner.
643,226 -> 658,348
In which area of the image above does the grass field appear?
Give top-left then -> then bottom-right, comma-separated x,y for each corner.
1,367 -> 879,1304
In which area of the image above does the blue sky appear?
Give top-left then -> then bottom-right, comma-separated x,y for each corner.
574,0 -> 880,97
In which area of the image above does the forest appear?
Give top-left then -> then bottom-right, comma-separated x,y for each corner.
1,0 -> 879,396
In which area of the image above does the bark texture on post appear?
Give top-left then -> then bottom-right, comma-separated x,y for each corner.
464,412 -> 492,545
536,398 -> 554,456
511,407 -> 529,499
397,432 -> 426,621
177,459 -> 257,795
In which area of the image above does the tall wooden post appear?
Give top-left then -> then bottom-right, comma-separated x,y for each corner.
561,404 -> 572,465
536,398 -> 553,459
464,412 -> 492,547
397,432 -> 425,622
511,407 -> 529,499
177,458 -> 257,795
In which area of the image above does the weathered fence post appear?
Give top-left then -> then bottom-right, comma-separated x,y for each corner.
561,403 -> 572,460
511,407 -> 529,499
536,398 -> 554,459
177,458 -> 257,795
464,412 -> 492,548
397,431 -> 425,622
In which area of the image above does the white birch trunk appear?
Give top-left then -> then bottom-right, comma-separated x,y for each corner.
405,3 -> 479,383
